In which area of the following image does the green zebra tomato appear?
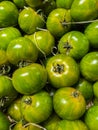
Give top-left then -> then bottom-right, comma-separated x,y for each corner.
53,87 -> 86,120
46,54 -> 80,88
0,1 -> 19,28
21,91 -> 53,123
12,63 -> 47,95
6,37 -> 38,66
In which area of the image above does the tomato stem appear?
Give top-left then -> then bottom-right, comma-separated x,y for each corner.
72,91 -> 79,98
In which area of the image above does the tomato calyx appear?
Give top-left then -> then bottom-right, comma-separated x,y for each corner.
63,41 -> 73,54
53,64 -> 64,74
23,97 -> 32,105
0,96 -> 9,108
61,19 -> 69,29
0,64 -> 11,75
17,60 -> 32,68
71,91 -> 80,98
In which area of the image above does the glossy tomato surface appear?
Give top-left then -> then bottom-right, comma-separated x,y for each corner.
84,105 -> 98,130
80,52 -> 98,82
6,37 -> 38,65
21,91 -> 53,123
0,1 -> 19,28
58,31 -> 89,60
56,119 -> 89,130
53,87 -> 86,120
46,54 -> 80,88
12,63 -> 47,95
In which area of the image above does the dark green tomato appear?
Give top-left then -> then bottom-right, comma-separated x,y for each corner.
12,0 -> 27,8
0,1 -> 19,28
25,0 -> 43,8
21,91 -> 53,123
70,0 -> 98,21
18,7 -> 45,34
75,78 -> 93,102
7,98 -> 22,122
6,37 -> 38,66
58,31 -> 89,60
46,8 -> 71,38
12,63 -> 47,95
25,30 -> 55,57
0,111 -> 10,130
80,52 -> 98,82
53,87 -> 86,120
41,0 -> 56,16
84,21 -> 98,48
0,27 -> 21,50
43,112 -> 61,130
0,75 -> 18,108
56,0 -> 74,9
84,105 -> 98,130
93,81 -> 98,98
56,120 -> 89,130
13,121 -> 46,130
46,54 -> 80,88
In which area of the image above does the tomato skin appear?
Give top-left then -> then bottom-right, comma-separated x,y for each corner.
56,0 -> 74,9
21,91 -> 53,123
53,87 -> 86,120
80,52 -> 98,82
0,111 -> 10,130
46,54 -> 80,88
93,81 -> 98,98
25,30 -> 55,57
18,7 -> 45,34
0,1 -> 19,28
25,0 -> 42,8
12,63 -> 47,95
84,105 -> 98,130
75,78 -> 93,102
46,8 -> 71,38
70,0 -> 98,21
58,31 -> 89,60
7,98 -> 22,122
6,37 -> 38,65
0,27 -> 21,50
0,75 -> 18,108
56,119 -> 89,130
84,21 -> 98,48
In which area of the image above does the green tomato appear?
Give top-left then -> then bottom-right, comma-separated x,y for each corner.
58,31 -> 89,60
43,113 -> 61,130
46,54 -> 80,88
7,98 -> 22,122
25,30 -> 55,57
84,105 -> 98,130
25,0 -> 43,8
0,75 -> 18,108
0,1 -> 19,28
0,27 -> 21,50
56,120 -> 89,130
75,78 -> 93,102
93,81 -> 98,98
0,111 -> 10,130
21,91 -> 53,123
70,0 -> 98,21
56,0 -> 74,9
12,0 -> 27,8
84,21 -> 98,48
53,87 -> 86,120
80,52 -> 98,82
18,7 -> 45,34
12,63 -> 47,95
46,8 -> 71,38
6,37 -> 38,66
